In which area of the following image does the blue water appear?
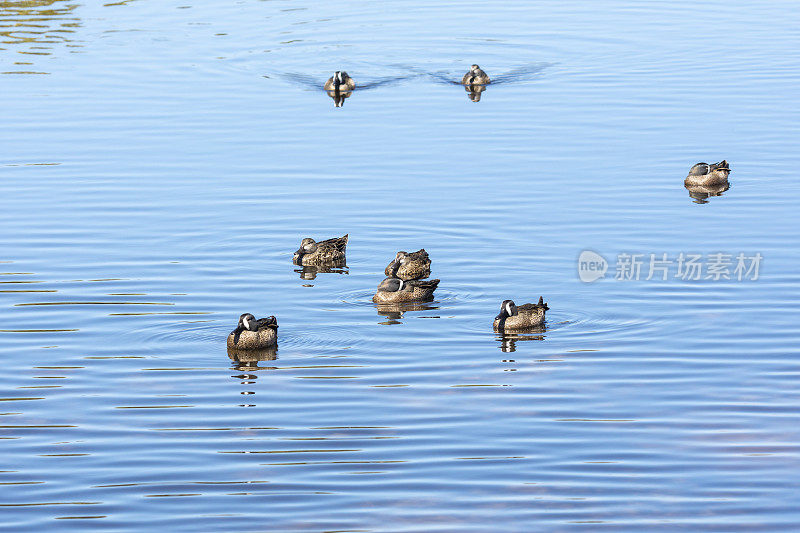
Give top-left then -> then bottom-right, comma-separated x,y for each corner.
2,0 -> 800,530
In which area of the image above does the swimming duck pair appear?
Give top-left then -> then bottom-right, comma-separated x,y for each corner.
228,295 -> 550,350
323,64 -> 491,92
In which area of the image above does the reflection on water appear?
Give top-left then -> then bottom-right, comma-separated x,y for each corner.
228,346 -> 278,375
496,329 -> 546,353
686,182 -> 730,204
326,89 -> 352,107
294,263 -> 348,281
375,302 -> 439,324
0,0 -> 80,74
465,83 -> 486,102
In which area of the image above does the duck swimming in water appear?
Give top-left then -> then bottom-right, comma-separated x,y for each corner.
384,249 -> 431,281
324,71 -> 356,91
372,277 -> 439,303
684,160 -> 730,187
493,298 -> 548,332
293,234 -> 348,266
462,64 -> 490,85
227,313 -> 278,350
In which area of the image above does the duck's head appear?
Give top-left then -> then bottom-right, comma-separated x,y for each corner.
387,251 -> 409,275
496,299 -> 518,320
712,160 -> 731,175
377,277 -> 406,293
332,71 -> 350,88
238,312 -> 257,331
293,238 -> 318,261
231,312 -> 256,344
471,64 -> 481,72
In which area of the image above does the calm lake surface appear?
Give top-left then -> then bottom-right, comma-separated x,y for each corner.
2,0 -> 800,530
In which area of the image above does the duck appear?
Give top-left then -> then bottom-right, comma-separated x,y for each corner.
372,277 -> 439,303
293,234 -> 348,266
384,249 -> 431,280
227,313 -> 278,350
323,71 -> 356,91
493,297 -> 548,332
462,64 -> 491,85
684,160 -> 731,187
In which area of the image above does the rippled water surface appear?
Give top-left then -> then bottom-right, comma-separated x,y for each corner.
2,0 -> 800,530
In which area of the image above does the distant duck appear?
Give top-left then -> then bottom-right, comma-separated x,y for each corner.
462,64 -> 491,85
372,277 -> 439,303
227,313 -> 278,350
293,234 -> 348,266
493,298 -> 548,332
384,249 -> 431,281
324,71 -> 356,91
684,160 -> 731,187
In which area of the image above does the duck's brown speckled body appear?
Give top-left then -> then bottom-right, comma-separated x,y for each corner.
384,249 -> 431,281
372,277 -> 439,303
227,313 -> 278,350
462,64 -> 490,85
493,298 -> 548,332
293,234 -> 348,266
684,160 -> 730,187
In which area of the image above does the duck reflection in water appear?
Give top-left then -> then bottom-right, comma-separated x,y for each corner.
294,263 -> 349,280
375,302 -> 439,325
326,89 -> 352,107
496,329 -> 546,353
685,182 -> 730,204
228,345 -> 278,371
228,346 -> 277,407
465,84 -> 487,102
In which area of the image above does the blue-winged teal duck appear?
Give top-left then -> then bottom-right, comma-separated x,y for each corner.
227,313 -> 278,350
293,234 -> 348,266
685,160 -> 730,187
493,298 -> 548,332
462,64 -> 490,85
373,277 -> 439,303
384,249 -> 431,281
324,71 -> 356,91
